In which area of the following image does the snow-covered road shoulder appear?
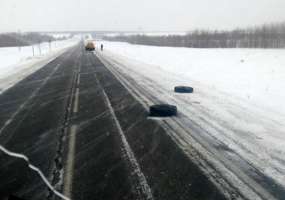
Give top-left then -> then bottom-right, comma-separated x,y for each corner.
0,38 -> 79,93
96,41 -> 285,200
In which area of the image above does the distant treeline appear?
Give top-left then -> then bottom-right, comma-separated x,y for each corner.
0,32 -> 55,47
104,22 -> 285,48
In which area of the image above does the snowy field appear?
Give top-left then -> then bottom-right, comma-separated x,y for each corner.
100,41 -> 285,115
0,38 -> 79,93
104,31 -> 187,37
49,33 -> 72,39
97,41 -> 285,196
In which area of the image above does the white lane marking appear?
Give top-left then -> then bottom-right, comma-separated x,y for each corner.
0,64 -> 61,137
73,88 -> 79,113
97,55 -> 149,111
97,78 -> 153,200
0,145 -> 70,200
63,125 -> 77,199
4,119 -> 12,126
77,74 -> 80,86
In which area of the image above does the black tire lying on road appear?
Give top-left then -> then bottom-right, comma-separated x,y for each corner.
174,86 -> 194,93
149,104 -> 177,117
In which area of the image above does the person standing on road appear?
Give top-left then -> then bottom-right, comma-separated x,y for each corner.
101,44 -> 104,51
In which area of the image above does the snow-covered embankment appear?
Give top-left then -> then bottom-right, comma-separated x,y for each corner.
97,41 -> 285,196
0,38 -> 79,93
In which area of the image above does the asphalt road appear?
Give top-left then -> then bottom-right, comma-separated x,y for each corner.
0,44 -> 227,200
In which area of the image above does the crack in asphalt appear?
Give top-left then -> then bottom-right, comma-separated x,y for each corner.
48,49 -> 81,200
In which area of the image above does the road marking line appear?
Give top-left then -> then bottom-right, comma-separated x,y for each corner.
63,125 -> 77,199
94,73 -> 153,200
77,74 -> 80,86
4,119 -> 12,126
73,88 -> 79,113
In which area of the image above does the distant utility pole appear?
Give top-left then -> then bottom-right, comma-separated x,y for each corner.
32,45 -> 35,56
49,39 -> 52,52
38,40 -> 42,55
17,30 -> 21,52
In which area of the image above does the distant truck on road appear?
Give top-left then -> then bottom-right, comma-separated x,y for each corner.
85,41 -> 95,51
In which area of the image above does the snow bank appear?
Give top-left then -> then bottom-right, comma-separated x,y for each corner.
0,38 -> 79,93
98,41 -> 285,189
100,41 -> 285,115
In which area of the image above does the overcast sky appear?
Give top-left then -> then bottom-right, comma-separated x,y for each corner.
1,0 -> 285,32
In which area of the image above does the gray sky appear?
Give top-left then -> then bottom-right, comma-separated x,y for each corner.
1,0 -> 285,32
